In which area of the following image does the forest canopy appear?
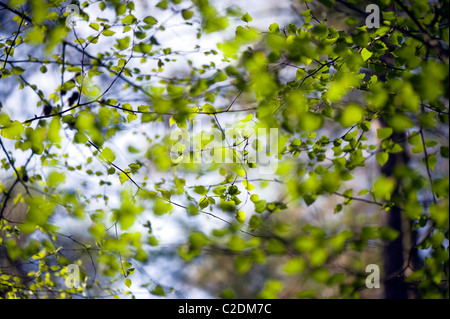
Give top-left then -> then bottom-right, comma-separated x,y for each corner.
0,0 -> 448,299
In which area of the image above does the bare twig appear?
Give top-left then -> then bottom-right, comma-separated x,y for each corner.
55,232 -> 97,286
334,191 -> 384,207
2,15 -> 24,69
0,137 -> 31,196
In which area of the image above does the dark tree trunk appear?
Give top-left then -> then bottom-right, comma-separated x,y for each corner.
380,127 -> 409,299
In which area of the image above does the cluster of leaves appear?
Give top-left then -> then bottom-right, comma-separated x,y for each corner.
0,0 -> 448,299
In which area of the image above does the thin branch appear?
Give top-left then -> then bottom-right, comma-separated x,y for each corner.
23,103 -> 80,123
15,70 -> 47,104
304,1 -> 321,24
87,140 -> 141,190
0,2 -> 31,22
421,103 -> 449,115
55,232 -> 97,285
2,15 -> 24,69
0,179 -> 20,221
0,137 -> 31,196
368,62 -> 405,71
0,152 -> 34,221
62,41 -> 153,99
225,90 -> 243,112
334,192 -> 384,207
115,223 -> 126,280
335,0 -> 366,16
187,178 -> 283,189
298,57 -> 339,88
22,38 -> 135,124
60,42 -> 66,103
393,0 -> 429,38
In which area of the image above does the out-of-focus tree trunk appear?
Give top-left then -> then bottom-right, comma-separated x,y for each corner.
0,187 -> 28,298
380,126 -> 409,299
373,5 -> 414,295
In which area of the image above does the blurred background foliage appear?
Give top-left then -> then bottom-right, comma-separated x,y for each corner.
0,0 -> 448,299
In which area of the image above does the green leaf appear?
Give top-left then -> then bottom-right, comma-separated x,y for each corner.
156,0 -> 168,9
377,127 -> 393,140
127,113 -> 138,123
376,152 -> 389,166
189,232 -> 209,248
89,22 -> 99,31
116,37 -> 130,50
46,12 -> 59,20
194,185 -> 208,195
408,132 -> 424,153
20,197 -> 55,234
360,120 -> 371,132
47,171 -> 65,187
89,223 -> 106,238
202,104 -> 216,114
227,235 -> 246,252
116,3 -> 127,15
235,210 -> 245,225
68,65 -> 82,73
12,66 -> 25,75
154,199 -> 173,215
48,117 -> 61,144
241,114 -> 253,122
424,154 -> 437,170
181,9 -> 193,20
358,189 -> 369,196
242,180 -> 254,191
311,268 -> 330,283
167,85 -> 184,97
297,290 -> 317,298
199,197 -> 209,209
310,247 -> 328,266
283,257 -> 306,274
429,203 -> 449,228
267,239 -> 286,254
379,226 -> 400,241
241,12 -> 253,23
298,112 -> 323,131
121,14 -> 136,25
61,80 -> 75,91
1,121 -> 23,140
119,171 -> 131,185
124,278 -> 132,288
387,114 -> 414,132
143,16 -> 158,25
340,105 -> 364,127
234,256 -> 252,274
151,285 -> 165,296
102,29 -> 115,37
361,48 -> 373,61
213,186 -> 227,196
220,288 -> 236,299
248,215 -> 262,230
259,280 -> 283,299
268,23 -> 279,33
372,176 -> 396,201
101,147 -> 116,163
250,194 -> 259,203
